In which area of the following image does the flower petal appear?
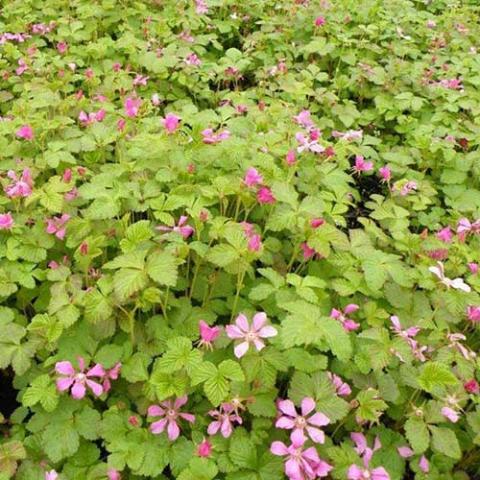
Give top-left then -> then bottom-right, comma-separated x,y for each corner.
234,341 -> 249,358
252,312 -> 267,331
270,441 -> 289,456
167,420 -> 180,440
179,412 -> 195,423
278,399 -> 297,417
56,377 -> 74,392
306,426 -> 325,444
150,418 -> 168,434
86,363 -> 105,377
225,325 -> 245,339
235,313 -> 250,332
275,416 -> 295,429
148,405 -> 165,417
301,397 -> 316,416
174,395 -> 188,409
258,325 -> 278,338
71,381 -> 86,399
55,361 -> 75,376
207,420 -> 221,435
347,464 -> 363,480
308,412 -> 330,427
86,379 -> 103,397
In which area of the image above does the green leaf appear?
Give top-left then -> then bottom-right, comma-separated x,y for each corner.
404,417 -> 429,453
146,250 -> 179,287
22,374 -> 59,412
229,433 -> 257,468
418,362 -> 458,392
42,420 -> 80,462
204,371 -> 230,406
355,389 -> 388,422
75,406 -> 101,440
206,244 -> 239,267
113,268 -> 148,301
0,441 -> 26,477
218,360 -> 245,382
429,426 -> 461,459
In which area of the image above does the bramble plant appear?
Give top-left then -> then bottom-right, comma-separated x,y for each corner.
0,0 -> 480,479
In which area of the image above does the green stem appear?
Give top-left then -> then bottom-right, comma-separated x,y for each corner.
231,269 -> 246,321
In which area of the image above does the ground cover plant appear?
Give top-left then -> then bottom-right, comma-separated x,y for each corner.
0,0 -> 480,478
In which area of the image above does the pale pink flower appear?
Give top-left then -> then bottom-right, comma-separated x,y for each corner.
332,130 -> 363,141
148,396 -> 195,440
426,20 -> 436,28
399,180 -> 417,196
429,261 -> 471,292
447,333 -> 475,360
248,234 -> 262,252
201,128 -> 230,144
328,372 -> 351,396
185,53 -> 201,66
468,262 -> 478,274
467,306 -> 480,323
257,186 -> 276,204
271,430 -> 333,480
16,124 -> 34,140
55,357 -> 104,399
107,468 -> 121,480
45,471 -> 58,480
124,97 -> 141,117
179,31 -> 195,42
353,155 -> 373,173
16,59 -> 28,75
208,403 -> 242,438
436,226 -> 453,243
195,0 -> 209,14
293,110 -> 314,128
390,315 -> 420,341
236,104 -> 248,114
331,304 -> 360,332
397,446 -> 414,458
162,113 -> 181,134
244,167 -> 263,187
117,119 -> 126,131
156,215 -> 194,238
0,213 -> 14,230
57,42 -> 68,54
64,187 -> 78,201
315,16 -> 326,26
226,312 -> 277,358
79,109 -> 106,126
379,166 -> 391,182
441,406 -> 460,423
5,168 -> 33,197
348,433 -> 390,480
295,132 -> 324,154
151,93 -> 161,106
276,398 -> 330,443
286,149 -> 297,165
85,68 -> 94,79
198,320 -> 220,349
102,362 -> 121,393
197,439 -> 213,457
46,214 -> 70,240
419,455 -> 429,473
133,74 -> 149,86
457,218 -> 480,242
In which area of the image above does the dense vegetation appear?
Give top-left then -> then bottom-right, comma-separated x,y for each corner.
1,0 -> 480,479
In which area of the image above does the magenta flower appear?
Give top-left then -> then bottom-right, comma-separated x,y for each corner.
201,128 -> 230,144
293,110 -> 314,128
301,242 -> 317,260
57,41 -> 68,54
0,213 -> 14,230
390,315 -> 420,341
148,396 -> 195,441
271,430 -> 333,480
257,187 -> 276,205
208,403 -> 243,437
331,304 -> 360,332
244,167 -> 263,187
55,357 -> 104,399
102,362 -> 121,393
464,379 -> 480,394
195,0 -> 208,14
226,312 -> 278,358
353,155 -> 373,173
286,149 -> 297,165
107,468 -> 121,480
133,74 -> 149,86
5,168 -> 33,198
379,166 -> 391,182
295,132 -> 325,154
419,455 -> 429,473
348,433 -> 390,480
198,320 -> 221,349
46,214 -> 70,240
310,218 -> 325,228
467,306 -> 480,323
328,372 -> 351,396
124,97 -> 141,117
436,226 -> 453,243
79,109 -> 106,126
197,438 -> 213,457
468,262 -> 478,274
162,113 -> 181,134
314,16 -> 326,26
276,398 -> 330,443
185,53 -> 202,66
151,93 -> 161,106
156,215 -> 194,239
16,124 -> 34,140
247,234 -> 262,252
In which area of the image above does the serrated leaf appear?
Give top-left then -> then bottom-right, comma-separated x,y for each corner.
404,417 -> 429,453
418,362 -> 458,393
429,426 -> 461,459
146,250 -> 178,287
22,374 -> 58,412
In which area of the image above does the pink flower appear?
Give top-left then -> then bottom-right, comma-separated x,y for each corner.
331,305 -> 360,332
16,59 -> 28,75
310,218 -> 325,228
151,93 -> 161,106
16,124 -> 34,140
301,242 -> 317,260
419,455 -> 429,473
379,166 -> 391,182
429,261 -> 471,292
55,357 -> 104,399
46,214 -> 70,240
133,74 -> 149,86
441,406 -> 459,423
464,379 -> 480,394
276,398 -> 330,443
348,433 -> 390,480
244,167 -> 263,187
390,315 -> 420,341
447,333 -> 474,360
185,53 -> 201,66
399,180 -> 417,196
436,226 -> 453,243
102,362 -> 121,393
295,132 -> 324,154
162,113 -> 181,134
271,430 -> 333,480
198,320 -> 220,349
208,403 -> 242,438
328,372 -> 351,396
195,0 -> 209,14
45,471 -> 58,480
201,128 -> 230,144
197,439 -> 213,457
0,213 -> 14,230
148,396 -> 195,441
314,16 -> 326,26
57,42 -> 68,54
257,187 -> 276,204
468,262 -> 478,274
248,234 -> 262,252
156,215 -> 194,239
124,97 -> 141,117
64,187 -> 78,201
85,68 -> 94,79
397,446 -> 414,458
286,149 -> 297,165
426,19 -> 436,28
5,168 -> 33,198
457,218 -> 480,242
226,312 -> 277,358
117,119 -> 126,131
107,468 -> 121,480
79,109 -> 106,126
332,130 -> 363,142
353,155 -> 373,173
293,110 -> 314,128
